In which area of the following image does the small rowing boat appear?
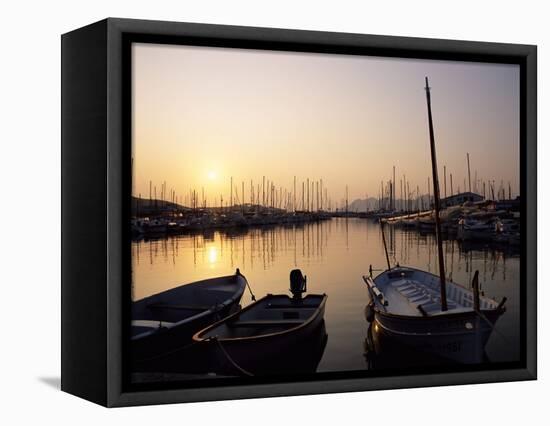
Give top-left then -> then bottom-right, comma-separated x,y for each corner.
363,266 -> 506,363
131,270 -> 247,363
193,269 -> 328,376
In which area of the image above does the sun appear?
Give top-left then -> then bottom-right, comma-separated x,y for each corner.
207,170 -> 218,181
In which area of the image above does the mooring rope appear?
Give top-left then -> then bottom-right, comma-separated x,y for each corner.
237,269 -> 256,301
211,337 -> 254,377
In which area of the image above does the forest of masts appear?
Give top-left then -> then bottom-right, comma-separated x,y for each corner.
134,154 -> 516,215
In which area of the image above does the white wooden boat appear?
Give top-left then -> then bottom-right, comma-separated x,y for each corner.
364,78 -> 506,365
193,269 -> 327,375
363,266 -> 506,363
131,270 -> 247,363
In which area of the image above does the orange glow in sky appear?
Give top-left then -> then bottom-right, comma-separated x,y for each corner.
132,43 -> 519,206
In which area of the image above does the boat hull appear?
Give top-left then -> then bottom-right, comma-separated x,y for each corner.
131,302 -> 241,366
363,266 -> 506,364
372,308 -> 502,364
194,294 -> 328,376
131,273 -> 247,365
208,319 -> 328,376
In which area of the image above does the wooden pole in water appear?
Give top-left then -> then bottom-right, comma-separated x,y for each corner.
424,77 -> 448,312
450,173 -> 454,196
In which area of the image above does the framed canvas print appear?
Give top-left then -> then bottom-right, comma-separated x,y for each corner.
61,18 -> 537,407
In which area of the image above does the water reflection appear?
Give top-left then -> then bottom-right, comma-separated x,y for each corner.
132,218 -> 520,372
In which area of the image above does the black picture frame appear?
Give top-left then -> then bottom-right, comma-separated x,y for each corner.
61,17 -> 537,407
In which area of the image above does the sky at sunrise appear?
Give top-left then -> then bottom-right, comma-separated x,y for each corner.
132,43 -> 520,207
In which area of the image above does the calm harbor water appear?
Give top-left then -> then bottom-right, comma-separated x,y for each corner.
131,217 -> 520,373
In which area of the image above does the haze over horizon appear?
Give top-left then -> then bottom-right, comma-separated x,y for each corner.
132,43 -> 520,208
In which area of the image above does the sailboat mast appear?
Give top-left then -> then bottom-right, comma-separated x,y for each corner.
424,77 -> 448,311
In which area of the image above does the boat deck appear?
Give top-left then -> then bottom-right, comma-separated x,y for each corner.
378,277 -> 468,317
198,294 -> 326,339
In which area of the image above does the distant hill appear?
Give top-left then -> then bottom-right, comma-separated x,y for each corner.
349,195 -> 432,212
131,196 -> 189,213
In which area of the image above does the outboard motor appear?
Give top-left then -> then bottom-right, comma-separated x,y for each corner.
289,269 -> 307,299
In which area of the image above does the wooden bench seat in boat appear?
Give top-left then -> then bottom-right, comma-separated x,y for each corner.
228,319 -> 304,328
407,290 -> 426,297
391,279 -> 415,290
409,294 -> 432,304
396,283 -> 416,291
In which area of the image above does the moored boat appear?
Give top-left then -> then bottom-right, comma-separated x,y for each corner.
131,270 -> 247,363
363,266 -> 506,363
363,78 -> 507,364
193,269 -> 328,376
457,217 -> 495,241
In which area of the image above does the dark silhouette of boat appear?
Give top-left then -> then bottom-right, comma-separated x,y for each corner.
193,269 -> 328,376
131,270 -> 247,363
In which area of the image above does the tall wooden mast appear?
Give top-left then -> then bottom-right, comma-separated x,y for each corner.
424,77 -> 448,311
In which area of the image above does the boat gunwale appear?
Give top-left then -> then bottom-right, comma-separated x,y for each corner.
363,266 -> 505,321
373,305 -> 503,326
373,312 -> 500,337
131,273 -> 247,341
192,293 -> 327,343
